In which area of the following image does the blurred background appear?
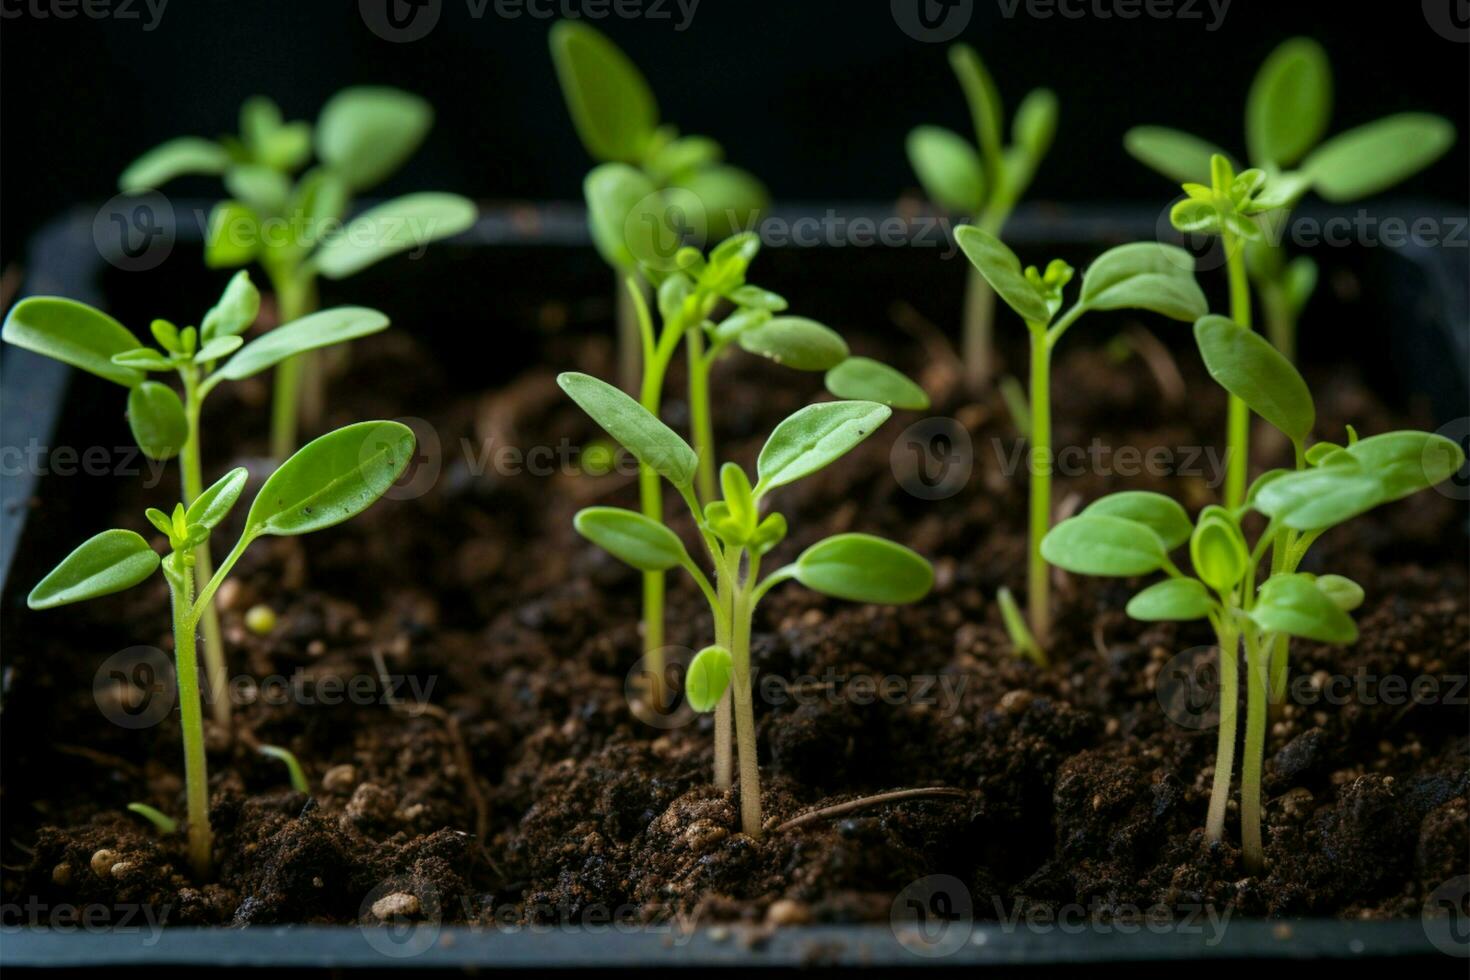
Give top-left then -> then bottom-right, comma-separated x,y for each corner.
2,0 -> 1466,270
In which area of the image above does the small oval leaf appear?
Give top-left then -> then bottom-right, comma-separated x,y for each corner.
127,381 -> 188,461
1194,314 -> 1314,443
313,193 -> 477,280
823,357 -> 930,410
1040,515 -> 1168,577
1246,37 -> 1332,168
549,20 -> 658,163
28,530 -> 160,610
573,506 -> 690,572
1123,126 -> 1229,185
685,646 -> 733,713
1082,491 -> 1193,551
1252,574 -> 1358,645
558,372 -> 698,489
3,297 -> 144,387
755,401 -> 891,495
215,306 -> 390,381
794,533 -> 934,605
118,137 -> 230,192
1253,463 -> 1385,531
906,125 -> 984,214
1126,578 -> 1214,622
1344,430 -> 1466,503
737,317 -> 849,371
1080,243 -> 1207,321
1303,113 -> 1456,202
955,226 -> 1051,324
186,467 -> 250,531
245,421 -> 414,537
316,86 -> 433,191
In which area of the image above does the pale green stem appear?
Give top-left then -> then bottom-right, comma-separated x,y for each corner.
1240,627 -> 1269,873
1223,229 -> 1253,510
960,208 -> 1005,393
616,273 -> 647,394
1205,618 -> 1239,845
267,271 -> 318,460
1027,326 -> 1052,650
713,548 -> 736,789
179,369 -> 230,729
686,326 -> 716,504
1260,277 -> 1296,363
730,560 -> 762,837
166,559 -> 212,879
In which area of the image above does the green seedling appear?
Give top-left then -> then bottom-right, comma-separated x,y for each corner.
118,88 -> 475,457
956,227 -> 1207,651
1127,37 -> 1454,362
259,744 -> 310,794
560,372 -> 933,836
1042,315 -> 1463,871
594,232 -> 926,702
1166,154 -> 1302,510
126,803 -> 178,834
26,421 -> 414,877
551,19 -> 768,390
907,43 -> 1058,391
3,275 -> 389,728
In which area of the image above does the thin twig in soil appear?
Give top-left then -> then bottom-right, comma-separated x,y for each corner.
773,787 -> 970,833
1122,325 -> 1186,406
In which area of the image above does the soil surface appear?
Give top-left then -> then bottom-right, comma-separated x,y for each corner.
2,305 -> 1466,932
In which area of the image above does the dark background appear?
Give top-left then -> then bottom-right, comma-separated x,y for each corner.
1,0 -> 1466,270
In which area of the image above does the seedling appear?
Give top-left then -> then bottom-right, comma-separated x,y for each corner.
119,88 -> 476,457
1041,315 -> 1463,871
1127,36 -> 1454,362
592,233 -> 926,701
126,803 -> 178,835
3,275 -> 389,727
559,372 -> 933,836
1166,154 -> 1301,510
551,19 -> 768,390
906,43 -> 1058,390
26,421 -> 414,877
955,227 -> 1207,651
259,744 -> 310,794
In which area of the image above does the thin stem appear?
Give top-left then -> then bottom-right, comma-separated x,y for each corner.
730,571 -> 762,837
179,370 -> 230,730
1027,326 -> 1053,650
1223,229 -> 1253,509
713,548 -> 736,789
189,532 -> 253,630
166,559 -> 212,879
633,287 -> 677,708
616,273 -> 648,393
1240,628 -> 1268,873
1205,618 -> 1239,845
961,263 -> 996,393
1260,276 -> 1296,362
686,325 -> 716,504
267,270 -> 318,460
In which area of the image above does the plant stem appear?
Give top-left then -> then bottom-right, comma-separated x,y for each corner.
1205,619 -> 1239,845
713,550 -> 735,789
180,371 -> 231,730
686,327 -> 716,504
615,274 -> 647,394
1240,628 -> 1268,873
730,574 -> 762,837
1222,230 -> 1253,510
267,271 -> 318,460
166,558 -> 212,879
1027,327 -> 1053,650
961,264 -> 997,393
1260,277 -> 1295,363
635,337 -> 675,709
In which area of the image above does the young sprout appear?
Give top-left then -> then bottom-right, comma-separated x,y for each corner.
3,275 -> 389,728
589,232 -> 926,704
906,43 -> 1058,391
551,19 -> 768,391
259,744 -> 310,794
1042,316 -> 1464,871
559,372 -> 933,837
118,88 -> 476,457
25,421 -> 414,877
955,228 -> 1206,651
1127,36 -> 1455,361
126,803 -> 178,835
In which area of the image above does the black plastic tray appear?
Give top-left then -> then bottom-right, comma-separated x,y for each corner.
1,201 -> 1466,970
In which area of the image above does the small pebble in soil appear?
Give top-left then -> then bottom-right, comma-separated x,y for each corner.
322,764 -> 357,793
765,899 -> 812,926
90,849 -> 118,877
244,604 -> 277,635
371,892 -> 422,921
51,863 -> 72,886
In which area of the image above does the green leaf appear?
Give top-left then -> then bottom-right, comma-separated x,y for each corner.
1344,430 -> 1467,503
214,306 -> 389,381
573,506 -> 690,572
906,126 -> 984,214
685,646 -> 733,713
127,381 -> 188,461
1194,315 -> 1314,443
1081,491 -> 1192,550
1303,113 -> 1456,202
720,463 -> 757,533
737,316 -> 849,371
646,134 -> 722,183
245,421 -> 414,537
1012,88 -> 1058,163
145,508 -> 174,537
996,585 -> 1046,666
2,297 -> 144,387
670,165 -> 768,242
1252,463 -> 1384,531
728,285 -> 787,312
1190,509 -> 1248,593
583,163 -> 659,271
558,372 -> 697,489
150,318 -> 180,352
315,86 -> 433,191
713,308 -> 770,345
755,401 -> 891,495
750,512 -> 787,556
28,530 -> 160,610
224,164 -> 292,214
954,226 -> 1051,324
793,533 -> 933,605
111,348 -> 174,372
205,200 -> 259,268
186,467 -> 249,530
1252,574 -> 1358,644
949,44 -> 1003,168
314,193 -> 477,280
549,20 -> 658,164
1283,255 -> 1318,314
1079,243 -> 1207,321
1123,126 -> 1230,184
824,357 -> 930,411
1126,578 -> 1214,621
1314,574 -> 1364,612
1040,515 -> 1168,577
118,137 -> 230,192
200,270 -> 261,341
1246,38 -> 1332,168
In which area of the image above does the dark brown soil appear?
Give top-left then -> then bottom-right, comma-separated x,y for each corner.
2,308 -> 1466,930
